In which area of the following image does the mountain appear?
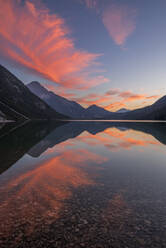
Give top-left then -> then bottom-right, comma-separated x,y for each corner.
28,81 -> 166,120
0,65 -> 66,121
120,95 -> 166,120
28,121 -> 166,158
27,81 -> 87,119
85,105 -> 112,118
101,95 -> 166,120
2,64 -> 165,121
116,108 -> 130,113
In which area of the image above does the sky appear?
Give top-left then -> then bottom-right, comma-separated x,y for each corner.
0,0 -> 166,111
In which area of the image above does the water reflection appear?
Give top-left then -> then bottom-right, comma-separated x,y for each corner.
0,121 -> 65,174
0,121 -> 166,247
28,121 -> 166,157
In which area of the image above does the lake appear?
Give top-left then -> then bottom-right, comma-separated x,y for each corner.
0,121 -> 166,248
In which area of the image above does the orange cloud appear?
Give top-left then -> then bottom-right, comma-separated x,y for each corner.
102,4 -> 137,46
0,0 -> 106,89
119,91 -> 145,100
104,92 -> 160,111
73,88 -> 160,111
105,102 -> 126,111
105,88 -> 121,96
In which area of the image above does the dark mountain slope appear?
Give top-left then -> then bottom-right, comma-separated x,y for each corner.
0,65 -> 66,120
121,96 -> 166,120
116,108 -> 130,113
85,105 -> 112,118
27,81 -> 87,119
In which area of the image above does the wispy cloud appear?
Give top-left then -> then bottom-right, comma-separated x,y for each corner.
102,3 -> 137,46
0,0 -> 107,89
73,89 -> 160,111
78,1 -> 137,47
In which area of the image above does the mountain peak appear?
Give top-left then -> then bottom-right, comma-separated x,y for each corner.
153,95 -> 166,106
87,104 -> 99,110
0,65 -> 66,120
86,104 -> 112,119
27,81 -> 49,96
116,108 -> 130,113
28,81 -> 42,87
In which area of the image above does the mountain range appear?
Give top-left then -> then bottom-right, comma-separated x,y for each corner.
27,81 -> 87,119
0,65 -> 66,121
1,120 -> 166,174
28,80 -> 166,120
27,81 -> 131,119
0,64 -> 166,121
27,121 -> 166,158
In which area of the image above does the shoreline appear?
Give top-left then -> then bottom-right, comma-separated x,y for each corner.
61,119 -> 166,123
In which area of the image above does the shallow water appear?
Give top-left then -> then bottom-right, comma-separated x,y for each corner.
0,121 -> 166,248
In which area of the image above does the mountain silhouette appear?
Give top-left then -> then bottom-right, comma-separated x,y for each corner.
28,121 -> 166,157
1,120 -> 166,175
0,65 -> 67,121
0,121 -> 66,174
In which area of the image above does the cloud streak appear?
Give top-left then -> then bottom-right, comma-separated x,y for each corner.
102,3 -> 137,46
73,89 -> 159,111
0,0 -> 106,89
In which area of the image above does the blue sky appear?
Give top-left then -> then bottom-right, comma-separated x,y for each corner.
0,0 -> 166,110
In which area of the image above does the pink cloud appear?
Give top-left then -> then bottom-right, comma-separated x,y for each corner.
0,0 -> 106,90
102,4 -> 137,46
73,88 -> 160,110
105,88 -> 121,96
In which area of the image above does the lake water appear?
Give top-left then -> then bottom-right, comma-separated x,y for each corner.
0,121 -> 166,248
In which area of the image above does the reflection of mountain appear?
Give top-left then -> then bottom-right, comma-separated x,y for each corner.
28,121 -> 116,157
1,120 -> 166,173
111,122 -> 166,145
0,121 -> 66,174
28,121 -> 166,157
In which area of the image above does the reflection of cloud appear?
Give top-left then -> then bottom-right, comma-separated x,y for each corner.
102,192 -> 132,231
77,127 -> 159,151
105,130 -> 159,151
102,4 -> 137,46
0,149 -> 106,242
0,0 -> 107,90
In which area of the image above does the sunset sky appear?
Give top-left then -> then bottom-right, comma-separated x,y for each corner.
0,0 -> 166,111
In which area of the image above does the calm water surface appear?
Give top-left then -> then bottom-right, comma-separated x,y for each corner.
0,121 -> 166,248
